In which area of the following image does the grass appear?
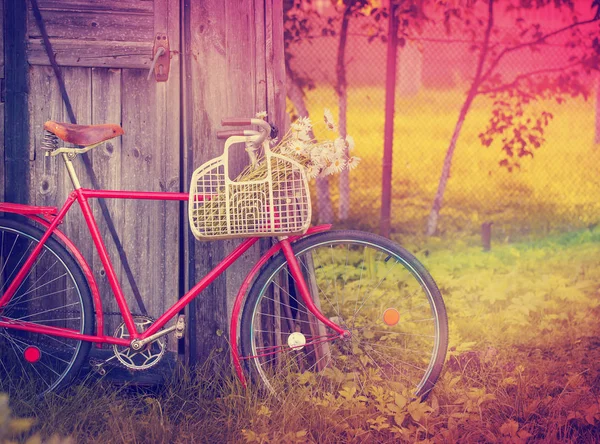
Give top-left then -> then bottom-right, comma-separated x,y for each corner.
3,86 -> 599,442
303,86 -> 600,239
3,225 -> 599,443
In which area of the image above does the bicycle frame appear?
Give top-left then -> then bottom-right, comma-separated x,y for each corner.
0,167 -> 342,384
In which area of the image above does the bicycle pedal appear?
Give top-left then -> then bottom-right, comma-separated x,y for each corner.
175,314 -> 185,339
89,359 -> 108,376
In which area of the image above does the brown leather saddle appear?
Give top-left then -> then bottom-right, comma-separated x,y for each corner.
44,121 -> 124,146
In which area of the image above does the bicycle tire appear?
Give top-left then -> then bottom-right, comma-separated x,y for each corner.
0,217 -> 94,396
240,230 -> 448,399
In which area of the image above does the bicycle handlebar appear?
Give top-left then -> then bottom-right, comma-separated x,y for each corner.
220,117 -> 273,145
216,130 -> 255,140
221,118 -> 253,126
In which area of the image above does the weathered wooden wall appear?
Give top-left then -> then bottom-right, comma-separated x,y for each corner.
4,0 -> 286,366
184,0 -> 286,367
17,0 -> 181,351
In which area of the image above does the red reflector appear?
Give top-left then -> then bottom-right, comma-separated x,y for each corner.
24,346 -> 41,363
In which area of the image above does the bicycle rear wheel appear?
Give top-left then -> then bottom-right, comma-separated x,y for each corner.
0,217 -> 94,396
240,230 -> 448,399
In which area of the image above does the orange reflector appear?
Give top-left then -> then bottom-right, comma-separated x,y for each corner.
383,308 -> 400,326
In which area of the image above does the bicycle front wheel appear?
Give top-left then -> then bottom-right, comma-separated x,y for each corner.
0,217 -> 94,396
240,230 -> 448,399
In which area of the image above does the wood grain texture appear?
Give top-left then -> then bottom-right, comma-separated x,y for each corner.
90,67 -> 126,335
0,0 -> 4,201
27,39 -> 152,69
185,0 -> 286,368
26,0 -> 156,69
4,0 -> 30,204
119,68 -> 179,351
33,0 -> 153,14
27,8 -> 153,42
23,0 -> 181,356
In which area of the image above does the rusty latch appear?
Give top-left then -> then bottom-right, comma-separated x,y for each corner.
148,33 -> 170,82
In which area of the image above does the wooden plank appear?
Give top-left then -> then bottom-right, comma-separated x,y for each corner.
57,68 -> 95,270
186,0 -> 229,368
120,68 -> 179,352
27,9 -> 153,42
34,0 -> 153,14
28,65 -> 64,211
181,0 -> 195,362
185,0 -> 287,367
0,98 -> 4,201
4,0 -> 30,204
151,0 -> 180,352
0,0 -> 4,79
90,67 -> 125,338
265,0 -> 287,129
27,38 -> 152,69
0,0 -> 4,202
221,0 -> 259,347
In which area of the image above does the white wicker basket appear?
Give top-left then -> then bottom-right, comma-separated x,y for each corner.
189,138 -> 311,240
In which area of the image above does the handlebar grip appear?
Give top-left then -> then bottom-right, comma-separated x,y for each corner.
216,130 -> 247,139
221,118 -> 252,126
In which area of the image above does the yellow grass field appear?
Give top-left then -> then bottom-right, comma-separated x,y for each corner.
304,86 -> 600,239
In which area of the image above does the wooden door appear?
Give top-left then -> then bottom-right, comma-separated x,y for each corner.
20,0 -> 181,350
184,0 -> 286,368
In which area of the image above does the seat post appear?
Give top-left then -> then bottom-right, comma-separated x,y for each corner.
61,153 -> 82,190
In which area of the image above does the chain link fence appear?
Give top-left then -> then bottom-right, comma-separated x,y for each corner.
286,8 -> 600,240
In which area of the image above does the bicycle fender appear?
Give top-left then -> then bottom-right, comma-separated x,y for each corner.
229,224 -> 332,385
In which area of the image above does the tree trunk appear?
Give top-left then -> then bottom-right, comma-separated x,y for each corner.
285,62 -> 334,223
425,0 -> 495,236
380,0 -> 399,238
425,93 -> 475,236
337,6 -> 351,221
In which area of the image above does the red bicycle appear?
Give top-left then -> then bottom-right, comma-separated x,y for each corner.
0,117 -> 447,399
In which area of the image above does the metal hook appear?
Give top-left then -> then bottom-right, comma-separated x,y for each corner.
147,47 -> 166,81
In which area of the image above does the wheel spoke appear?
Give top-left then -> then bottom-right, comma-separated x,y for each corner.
242,232 -> 448,400
0,221 -> 91,396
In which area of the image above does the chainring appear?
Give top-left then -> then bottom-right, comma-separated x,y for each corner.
112,316 -> 167,370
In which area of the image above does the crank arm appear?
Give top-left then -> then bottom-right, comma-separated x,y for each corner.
130,315 -> 185,350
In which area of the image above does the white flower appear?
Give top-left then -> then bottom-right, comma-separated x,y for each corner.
313,143 -> 335,163
347,156 -> 361,170
296,128 -> 312,142
269,137 -> 279,147
297,116 -> 312,129
345,135 -> 355,151
287,140 -> 307,156
291,116 -> 312,132
309,148 -> 324,166
323,109 -> 337,132
325,157 -> 346,175
255,111 -> 268,120
333,137 -> 346,155
305,165 -> 320,179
